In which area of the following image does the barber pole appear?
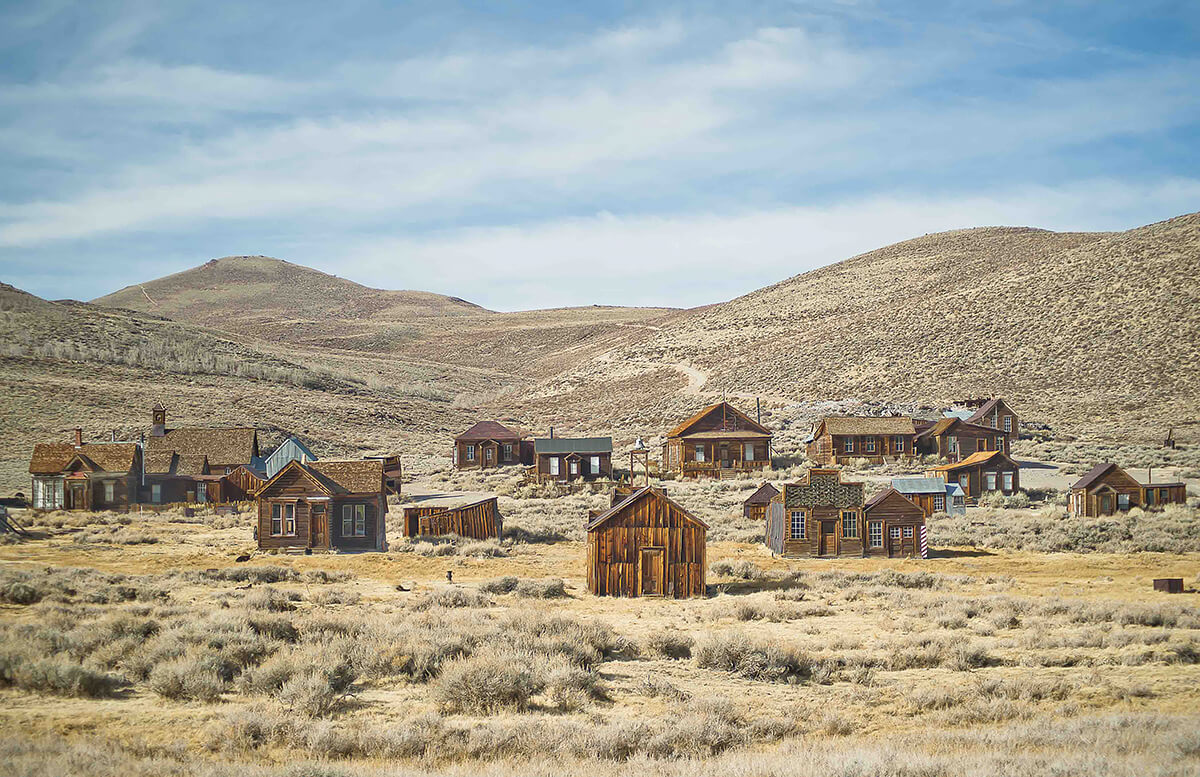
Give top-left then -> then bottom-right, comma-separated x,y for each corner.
920,524 -> 929,559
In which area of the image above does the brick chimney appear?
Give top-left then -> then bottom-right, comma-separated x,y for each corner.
74,428 -> 83,448
151,403 -> 166,437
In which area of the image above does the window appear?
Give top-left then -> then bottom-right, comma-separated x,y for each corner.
985,472 -> 997,491
890,526 -> 902,539
590,456 -> 601,474
959,474 -> 969,489
1003,416 -> 1012,433
1002,472 -> 1014,491
104,481 -> 115,504
841,510 -> 858,538
151,484 -> 162,503
695,444 -> 706,463
342,504 -> 366,537
465,446 -> 475,462
894,436 -> 905,452
1117,493 -> 1130,510
196,483 -> 206,503
33,477 -> 64,509
744,443 -> 755,462
789,510 -> 806,539
1159,488 -> 1168,502
503,443 -> 513,461
903,526 -> 914,539
948,436 -> 958,453
271,503 -> 295,535
569,459 -> 579,475
952,495 -> 965,507
549,457 -> 560,476
843,438 -> 854,453
484,447 -> 494,462
868,521 -> 883,548
933,494 -> 945,511
995,436 -> 1005,451
866,438 -> 876,453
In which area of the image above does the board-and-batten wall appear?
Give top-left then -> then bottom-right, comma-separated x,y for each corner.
587,492 -> 706,598
402,498 -> 501,539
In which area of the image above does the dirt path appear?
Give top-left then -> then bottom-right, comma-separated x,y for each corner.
671,363 -> 708,395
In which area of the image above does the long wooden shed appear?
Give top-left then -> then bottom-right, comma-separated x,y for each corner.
586,486 -> 707,599
401,496 -> 501,539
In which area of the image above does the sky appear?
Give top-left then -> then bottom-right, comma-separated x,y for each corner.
0,1 -> 1198,310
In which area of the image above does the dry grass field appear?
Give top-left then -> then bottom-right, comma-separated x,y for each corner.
1,465 -> 1198,777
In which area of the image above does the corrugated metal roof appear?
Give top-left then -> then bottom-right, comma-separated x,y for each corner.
534,437 -> 612,455
892,476 -> 950,495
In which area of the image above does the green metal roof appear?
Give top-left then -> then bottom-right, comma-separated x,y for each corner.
533,437 -> 612,455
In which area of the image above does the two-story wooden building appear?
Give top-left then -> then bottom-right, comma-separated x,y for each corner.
915,417 -> 1010,463
965,398 -> 1019,440
765,469 -> 865,558
255,459 -> 388,552
1068,463 -> 1187,517
806,416 -> 916,467
662,402 -> 772,479
533,437 -> 613,482
144,405 -> 260,504
453,421 -> 529,470
927,449 -> 1020,500
28,429 -> 141,511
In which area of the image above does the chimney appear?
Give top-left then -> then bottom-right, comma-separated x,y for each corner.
549,427 -> 555,439
111,429 -> 117,442
151,404 -> 166,437
74,428 -> 83,448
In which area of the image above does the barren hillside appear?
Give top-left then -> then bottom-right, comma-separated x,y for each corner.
528,213 -> 1200,442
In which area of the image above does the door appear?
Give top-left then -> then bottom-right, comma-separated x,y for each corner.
888,526 -> 903,557
310,504 -> 327,548
1100,494 -> 1112,514
67,481 -> 87,511
720,443 -> 730,469
819,521 -> 837,556
639,547 -> 665,596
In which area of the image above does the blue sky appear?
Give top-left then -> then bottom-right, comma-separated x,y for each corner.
1,1 -> 1198,310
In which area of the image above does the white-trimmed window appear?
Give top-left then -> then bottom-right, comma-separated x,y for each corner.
1003,416 -> 1012,433
272,503 -> 296,536
952,495 -> 965,507
744,443 -> 755,461
933,494 -> 945,511
151,484 -> 162,503
868,521 -> 883,548
995,436 -> 1005,451
841,510 -> 858,538
502,443 -> 513,461
843,437 -> 854,453
465,446 -> 475,462
903,526 -> 914,539
33,477 -> 64,509
104,481 -> 115,503
1117,493 -> 1130,510
484,447 -> 494,463
694,444 -> 706,463
948,436 -> 958,453
890,526 -> 902,540
985,472 -> 998,491
893,436 -> 905,452
196,483 -> 206,503
590,456 -> 601,474
866,438 -> 876,453
549,457 -> 560,476
342,504 -> 366,537
569,459 -> 579,475
1002,471 -> 1014,491
789,510 -> 806,539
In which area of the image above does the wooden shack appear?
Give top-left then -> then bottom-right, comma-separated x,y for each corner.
255,459 -> 387,552
806,417 -> 916,467
863,487 -> 927,558
915,417 -> 1010,463
587,486 -> 707,598
765,469 -> 865,558
224,464 -> 266,501
928,450 -> 1020,500
364,455 -> 403,495
742,482 -> 779,521
662,402 -> 771,479
534,437 -> 612,482
28,429 -> 140,511
1069,463 -> 1187,516
400,496 -> 501,539
891,476 -> 966,517
453,421 -> 529,470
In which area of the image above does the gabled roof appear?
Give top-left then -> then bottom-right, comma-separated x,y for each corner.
865,487 -> 921,511
534,437 -> 612,455
146,427 -> 258,465
456,420 -> 523,442
930,449 -> 1016,471
310,459 -> 384,494
586,486 -> 708,531
744,482 -> 780,505
668,402 -> 770,439
916,417 -> 1002,441
29,442 -> 139,475
816,416 -> 916,437
1070,463 -> 1122,491
942,409 -> 974,421
892,476 -> 952,495
967,398 -> 1012,425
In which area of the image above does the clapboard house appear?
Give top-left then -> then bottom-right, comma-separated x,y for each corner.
964,398 -> 1019,440
662,402 -> 772,478
765,469 -> 865,558
587,486 -> 707,598
401,496 -> 501,539
453,421 -> 529,470
742,482 -> 779,522
863,488 -> 928,558
915,417 -> 1010,463
806,417 -> 916,467
928,450 -> 1020,499
144,405 -> 260,504
891,476 -> 966,517
255,459 -> 387,552
534,437 -> 612,482
1068,463 -> 1187,517
28,429 -> 141,511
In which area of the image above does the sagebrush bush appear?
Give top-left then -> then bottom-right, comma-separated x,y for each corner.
644,631 -> 694,659
480,576 -> 519,594
695,633 -> 809,683
411,587 -> 492,610
435,651 -> 543,713
148,653 -> 228,701
514,578 -> 567,598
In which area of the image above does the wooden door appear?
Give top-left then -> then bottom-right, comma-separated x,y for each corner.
639,547 -> 665,596
820,521 -> 837,556
888,526 -> 903,557
67,481 -> 86,511
719,443 -> 730,469
310,504 -> 327,548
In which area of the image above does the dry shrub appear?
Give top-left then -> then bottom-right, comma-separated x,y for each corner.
480,576 -> 519,594
243,587 -> 297,612
410,587 -> 492,610
709,560 -> 763,580
435,651 -> 542,713
514,578 -> 567,598
644,631 -> 694,659
148,653 -> 228,701
695,632 -> 809,683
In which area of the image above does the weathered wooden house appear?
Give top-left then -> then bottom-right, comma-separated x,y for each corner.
534,437 -> 612,482
964,398 -> 1019,439
765,469 -> 865,558
453,421 -> 529,470
144,405 -> 260,504
742,482 -> 780,521
805,416 -> 916,467
662,402 -> 771,478
863,488 -> 928,558
401,496 -> 501,539
364,455 -> 403,495
928,450 -> 1020,499
1068,463 -> 1187,517
255,459 -> 387,552
224,464 -> 267,501
28,429 -> 140,511
915,417 -> 1010,463
586,486 -> 707,598
891,476 -> 966,517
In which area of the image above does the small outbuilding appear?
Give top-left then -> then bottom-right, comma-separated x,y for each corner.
586,486 -> 707,598
533,437 -> 612,482
1069,463 -> 1187,516
743,482 -> 780,521
891,476 -> 966,517
863,488 -> 928,558
401,496 -> 502,539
